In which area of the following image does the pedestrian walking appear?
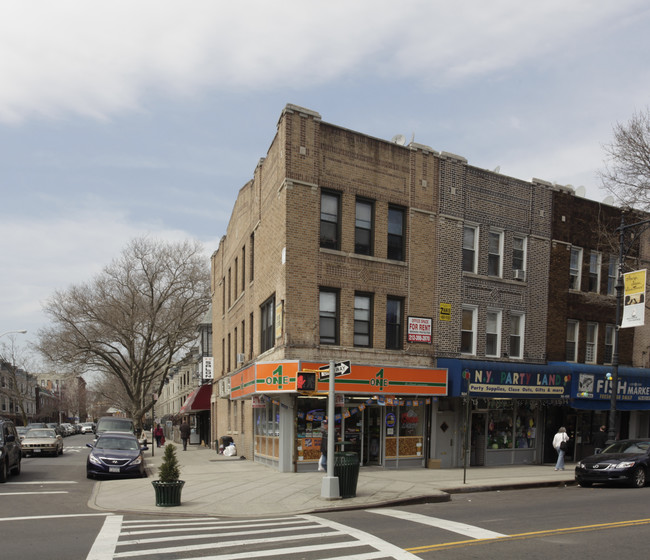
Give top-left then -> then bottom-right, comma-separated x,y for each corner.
552,426 -> 570,470
154,423 -> 164,447
318,422 -> 327,472
180,420 -> 191,451
592,425 -> 608,454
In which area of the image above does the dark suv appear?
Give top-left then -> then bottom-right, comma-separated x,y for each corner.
0,418 -> 22,482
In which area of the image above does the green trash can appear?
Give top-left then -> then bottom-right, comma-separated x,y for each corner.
334,451 -> 360,498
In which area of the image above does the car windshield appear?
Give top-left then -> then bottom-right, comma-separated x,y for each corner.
26,429 -> 56,438
97,437 -> 139,451
603,441 -> 650,454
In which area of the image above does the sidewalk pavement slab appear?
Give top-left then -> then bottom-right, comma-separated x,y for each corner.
88,443 -> 575,518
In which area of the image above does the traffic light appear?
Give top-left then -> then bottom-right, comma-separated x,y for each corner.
297,371 -> 316,391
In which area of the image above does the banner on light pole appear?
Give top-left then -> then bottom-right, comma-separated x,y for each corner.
621,269 -> 646,328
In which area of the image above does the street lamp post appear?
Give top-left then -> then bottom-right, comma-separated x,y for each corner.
609,215 -> 650,443
0,330 -> 27,338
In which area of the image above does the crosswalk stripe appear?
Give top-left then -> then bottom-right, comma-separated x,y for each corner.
121,518 -> 308,536
86,515 -> 123,560
0,491 -> 68,496
368,508 -> 507,539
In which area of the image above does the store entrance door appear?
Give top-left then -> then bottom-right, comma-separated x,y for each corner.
363,406 -> 382,466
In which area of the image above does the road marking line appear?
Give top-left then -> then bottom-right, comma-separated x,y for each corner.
0,513 -> 113,521
86,515 -> 123,560
0,491 -> 68,496
303,514 -> 419,560
369,508 -> 506,539
407,518 -> 650,553
7,481 -> 77,485
122,518 -> 308,536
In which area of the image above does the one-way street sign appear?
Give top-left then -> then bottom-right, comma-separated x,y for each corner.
318,360 -> 351,379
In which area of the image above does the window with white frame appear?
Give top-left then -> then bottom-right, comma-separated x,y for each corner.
462,225 -> 478,273
566,320 -> 579,362
488,230 -> 503,277
512,235 -> 527,273
604,324 -> 614,364
319,289 -> 339,345
569,247 -> 583,290
509,313 -> 525,359
607,256 -> 617,296
461,306 -> 477,355
355,199 -> 374,256
354,293 -> 372,347
586,322 -> 598,364
486,309 -> 502,357
588,251 -> 601,293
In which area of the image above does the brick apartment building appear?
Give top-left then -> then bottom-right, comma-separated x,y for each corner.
211,104 -> 650,471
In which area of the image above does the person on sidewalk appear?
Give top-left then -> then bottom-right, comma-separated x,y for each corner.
180,420 -> 191,451
318,422 -> 327,472
552,426 -> 570,470
154,423 -> 164,447
592,425 -> 608,454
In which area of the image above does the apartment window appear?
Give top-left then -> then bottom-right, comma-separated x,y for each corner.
241,246 -> 246,291
512,235 -> 527,272
588,251 -> 601,293
386,297 -> 403,349
488,230 -> 503,277
486,310 -> 502,357
228,267 -> 232,307
355,199 -> 374,256
241,320 -> 246,359
510,313 -> 525,359
221,277 -> 225,313
604,324 -> 614,364
569,247 -> 583,290
249,312 -> 254,359
387,206 -> 405,261
354,293 -> 372,347
462,225 -> 478,273
566,320 -> 579,362
234,257 -> 238,299
250,232 -> 255,282
586,322 -> 598,364
320,191 -> 341,250
227,333 -> 231,371
461,306 -> 477,355
260,295 -> 275,353
607,256 -> 617,296
319,289 -> 339,345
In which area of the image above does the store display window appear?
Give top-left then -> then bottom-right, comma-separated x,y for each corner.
486,400 -> 537,450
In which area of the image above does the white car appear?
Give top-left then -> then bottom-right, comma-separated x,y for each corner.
80,423 -> 95,434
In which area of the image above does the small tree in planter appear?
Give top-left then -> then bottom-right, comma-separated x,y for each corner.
152,443 -> 185,506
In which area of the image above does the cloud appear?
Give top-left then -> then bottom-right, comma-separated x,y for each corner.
1,0 -> 646,123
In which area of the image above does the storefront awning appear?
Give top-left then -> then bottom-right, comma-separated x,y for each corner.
438,359 -> 572,399
550,362 -> 650,411
179,383 -> 212,413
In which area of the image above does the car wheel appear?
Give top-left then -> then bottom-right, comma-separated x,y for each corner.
10,458 -> 21,476
631,466 -> 646,488
578,480 -> 592,488
0,460 -> 7,483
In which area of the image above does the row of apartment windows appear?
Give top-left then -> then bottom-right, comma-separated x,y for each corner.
566,320 -> 614,364
319,289 -> 404,350
462,225 -> 528,279
569,247 -> 617,295
460,307 -> 526,359
223,232 -> 256,312
321,191 -> 406,261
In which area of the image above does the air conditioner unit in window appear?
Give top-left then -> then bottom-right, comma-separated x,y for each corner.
513,269 -> 526,281
237,353 -> 245,365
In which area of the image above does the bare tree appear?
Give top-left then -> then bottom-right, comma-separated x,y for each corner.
37,237 -> 211,431
600,108 -> 650,209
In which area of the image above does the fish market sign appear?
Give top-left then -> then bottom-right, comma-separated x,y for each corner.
465,368 -> 569,397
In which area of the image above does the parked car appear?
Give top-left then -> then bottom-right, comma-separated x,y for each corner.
94,417 -> 136,438
21,428 -> 64,457
575,439 -> 650,488
16,426 -> 29,441
60,423 -> 75,436
80,422 -> 95,434
46,423 -> 65,437
0,417 -> 22,482
86,432 -> 148,479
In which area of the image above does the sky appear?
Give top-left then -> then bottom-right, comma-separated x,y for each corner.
1,0 -> 649,361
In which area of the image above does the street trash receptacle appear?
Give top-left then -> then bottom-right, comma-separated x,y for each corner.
334,451 -> 360,498
218,436 -> 234,453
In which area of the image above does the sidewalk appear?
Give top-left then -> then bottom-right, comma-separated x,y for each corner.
88,442 -> 576,517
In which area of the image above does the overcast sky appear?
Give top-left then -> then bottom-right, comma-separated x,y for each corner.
1,1 -> 649,358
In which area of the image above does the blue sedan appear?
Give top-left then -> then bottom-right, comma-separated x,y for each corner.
87,432 -> 148,479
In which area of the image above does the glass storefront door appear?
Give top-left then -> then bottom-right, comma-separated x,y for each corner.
363,406 -> 382,465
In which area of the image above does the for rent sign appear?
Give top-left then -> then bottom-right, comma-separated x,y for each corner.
408,316 -> 432,343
